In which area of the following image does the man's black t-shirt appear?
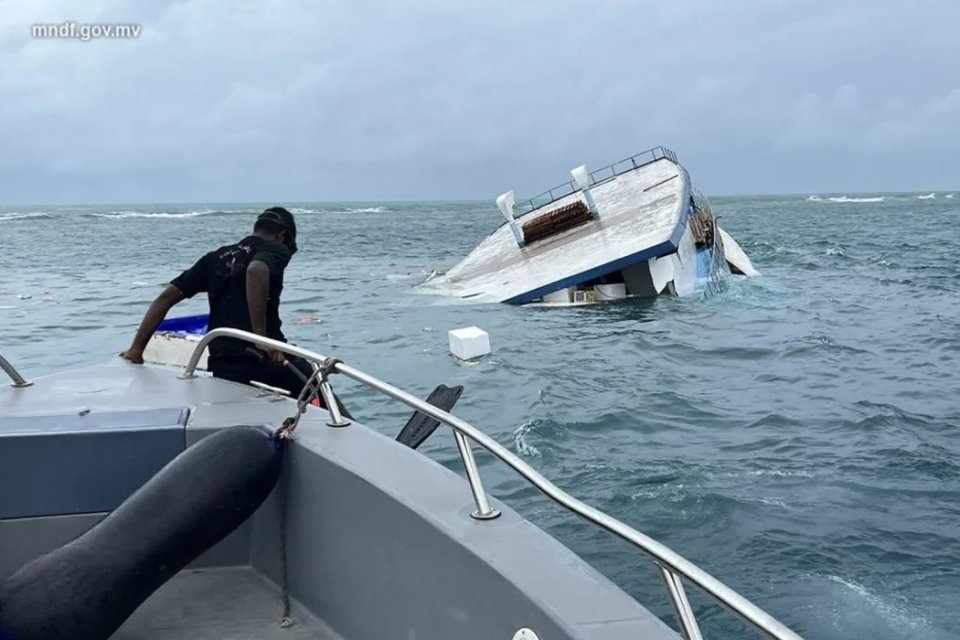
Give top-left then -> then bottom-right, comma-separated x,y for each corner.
171,236 -> 292,363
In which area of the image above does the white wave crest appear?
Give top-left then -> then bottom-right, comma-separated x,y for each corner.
807,195 -> 822,201
917,193 -> 936,200
92,210 -> 216,219
0,212 -> 51,222
945,193 -> 954,199
279,206 -> 390,215
720,468 -> 814,479
827,196 -> 885,203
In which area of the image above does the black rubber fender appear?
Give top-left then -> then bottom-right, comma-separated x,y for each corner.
0,425 -> 284,640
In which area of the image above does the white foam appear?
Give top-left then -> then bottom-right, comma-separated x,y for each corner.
946,193 -> 954,199
288,207 -> 322,214
92,210 -> 216,219
320,207 -> 390,213
757,496 -> 789,508
512,420 -> 540,457
917,193 -> 936,200
825,575 -> 935,636
807,195 -> 822,201
720,468 -> 814,479
827,196 -> 885,203
0,212 -> 50,222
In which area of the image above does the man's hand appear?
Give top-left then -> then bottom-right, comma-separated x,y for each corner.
123,285 -> 185,366
120,348 -> 145,364
257,344 -> 286,364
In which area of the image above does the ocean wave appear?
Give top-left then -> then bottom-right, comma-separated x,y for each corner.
823,575 -> 937,637
780,334 -> 872,358
90,210 -> 219,219
807,195 -> 822,201
827,196 -> 885,203
719,468 -> 814,479
288,206 -> 389,214
0,212 -> 52,222
18,206 -> 396,220
348,206 -> 388,213
917,193 -> 936,200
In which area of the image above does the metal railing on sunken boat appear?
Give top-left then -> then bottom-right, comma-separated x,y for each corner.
515,146 -> 679,217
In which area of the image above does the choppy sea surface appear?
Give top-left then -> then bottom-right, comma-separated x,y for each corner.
2,192 -> 958,639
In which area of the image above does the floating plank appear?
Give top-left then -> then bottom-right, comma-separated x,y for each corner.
718,226 -> 759,277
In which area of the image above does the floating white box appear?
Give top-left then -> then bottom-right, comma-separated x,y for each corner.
448,326 -> 491,361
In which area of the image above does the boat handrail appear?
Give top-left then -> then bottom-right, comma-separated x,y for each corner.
1,353 -> 33,388
180,328 -> 803,640
515,146 -> 679,217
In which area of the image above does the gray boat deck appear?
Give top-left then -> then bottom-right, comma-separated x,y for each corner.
114,567 -> 337,640
1,360 -> 681,640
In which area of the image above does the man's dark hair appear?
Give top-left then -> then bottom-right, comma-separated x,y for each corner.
254,207 -> 297,254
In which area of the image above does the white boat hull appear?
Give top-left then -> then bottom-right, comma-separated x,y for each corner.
422,149 -> 756,305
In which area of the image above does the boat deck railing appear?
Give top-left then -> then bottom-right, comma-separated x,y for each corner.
516,146 -> 679,217
1,354 -> 32,388
176,328 -> 802,640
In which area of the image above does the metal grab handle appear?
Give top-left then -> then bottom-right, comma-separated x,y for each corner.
660,565 -> 704,640
452,430 -> 500,520
181,328 -> 497,515
1,354 -> 32,388
179,328 -> 803,640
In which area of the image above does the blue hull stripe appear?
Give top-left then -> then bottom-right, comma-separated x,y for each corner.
504,239 -> 675,304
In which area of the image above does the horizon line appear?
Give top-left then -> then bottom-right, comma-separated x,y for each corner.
2,188 -> 957,209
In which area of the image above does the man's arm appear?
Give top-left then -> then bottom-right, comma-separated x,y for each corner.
120,285 -> 185,364
246,241 -> 292,362
246,260 -> 270,336
246,260 -> 284,362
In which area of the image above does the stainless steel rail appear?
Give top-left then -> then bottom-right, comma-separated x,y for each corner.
0,354 -> 32,388
181,328 -> 803,640
515,146 -> 679,217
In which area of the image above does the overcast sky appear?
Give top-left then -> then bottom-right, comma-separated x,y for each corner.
1,0 -> 957,204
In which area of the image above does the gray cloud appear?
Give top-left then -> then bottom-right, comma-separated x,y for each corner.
1,0 -> 957,204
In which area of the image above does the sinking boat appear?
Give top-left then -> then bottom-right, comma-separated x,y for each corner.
424,146 -> 757,305
0,328 -> 801,640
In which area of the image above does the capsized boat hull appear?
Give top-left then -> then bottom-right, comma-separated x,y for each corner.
421,149 -> 757,305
